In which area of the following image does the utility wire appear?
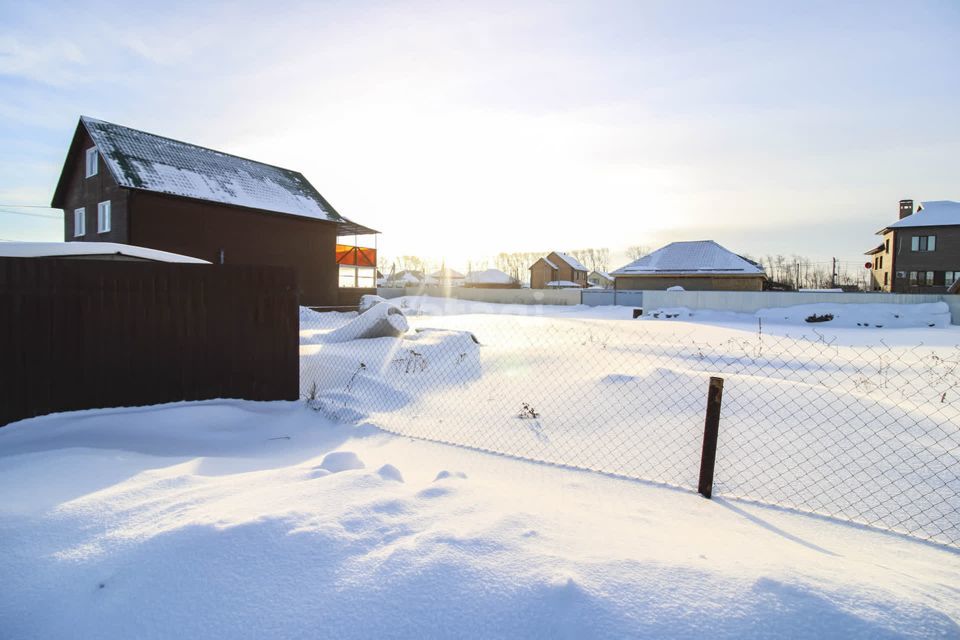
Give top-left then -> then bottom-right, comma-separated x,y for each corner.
0,208 -> 60,220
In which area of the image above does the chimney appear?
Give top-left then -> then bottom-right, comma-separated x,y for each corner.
899,199 -> 914,219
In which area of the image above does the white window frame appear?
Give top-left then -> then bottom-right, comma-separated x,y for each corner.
73,207 -> 85,237
85,147 -> 98,178
97,200 -> 111,234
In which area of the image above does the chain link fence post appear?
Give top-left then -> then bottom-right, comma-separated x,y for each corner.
698,376 -> 724,499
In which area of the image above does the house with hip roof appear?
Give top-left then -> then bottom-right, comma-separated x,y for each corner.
51,116 -> 376,306
529,251 -> 588,289
611,240 -> 765,291
865,199 -> 960,293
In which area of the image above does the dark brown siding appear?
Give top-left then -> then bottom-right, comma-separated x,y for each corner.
129,192 -> 339,306
890,226 -> 960,293
60,128 -> 130,243
0,258 -> 298,427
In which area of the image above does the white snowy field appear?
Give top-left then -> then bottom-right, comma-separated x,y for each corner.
1,401 -> 960,639
1,297 -> 959,638
301,297 -> 960,547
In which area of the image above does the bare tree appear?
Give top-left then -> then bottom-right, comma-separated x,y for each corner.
625,245 -> 651,260
569,248 -> 612,273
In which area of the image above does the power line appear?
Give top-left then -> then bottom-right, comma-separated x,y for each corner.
0,208 -> 60,220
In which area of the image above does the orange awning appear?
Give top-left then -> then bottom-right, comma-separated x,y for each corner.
336,244 -> 377,267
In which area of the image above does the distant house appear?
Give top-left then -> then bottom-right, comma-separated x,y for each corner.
611,241 -> 766,291
587,271 -> 614,289
529,252 -> 588,289
464,268 -> 519,289
51,116 -> 376,306
426,267 -> 466,287
866,199 -> 960,293
0,241 -> 209,263
388,270 -> 424,287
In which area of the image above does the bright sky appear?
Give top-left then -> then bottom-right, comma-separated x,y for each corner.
1,0 -> 958,271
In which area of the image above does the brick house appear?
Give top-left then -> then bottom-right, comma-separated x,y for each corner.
611,240 -> 765,291
529,252 -> 588,288
51,116 -> 376,306
866,199 -> 960,293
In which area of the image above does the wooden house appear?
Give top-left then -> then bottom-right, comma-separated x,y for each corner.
51,116 -> 376,306
529,252 -> 588,289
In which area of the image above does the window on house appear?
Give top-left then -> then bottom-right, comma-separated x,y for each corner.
85,147 -> 98,178
97,200 -> 111,233
884,239 -> 889,253
914,271 -> 935,286
73,208 -> 85,237
911,235 -> 936,252
946,271 -> 957,287
909,271 -> 918,285
883,272 -> 888,286
338,266 -> 375,288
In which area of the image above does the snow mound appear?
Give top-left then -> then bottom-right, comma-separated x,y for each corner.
435,470 -> 468,481
377,464 -> 404,482
358,294 -> 387,313
666,285 -> 686,291
324,303 -> 409,342
320,451 -> 366,473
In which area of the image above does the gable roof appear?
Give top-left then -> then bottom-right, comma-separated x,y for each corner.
551,251 -> 588,272
530,256 -> 558,270
879,200 -> 960,233
466,268 -> 514,284
428,268 -> 465,279
0,241 -> 209,263
611,240 -> 765,277
589,270 -> 613,281
52,117 -> 375,235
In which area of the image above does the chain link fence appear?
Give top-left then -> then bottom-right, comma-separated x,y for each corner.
300,305 -> 960,548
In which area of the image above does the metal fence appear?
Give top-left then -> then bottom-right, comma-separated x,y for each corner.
299,308 -> 960,548
0,257 -> 299,427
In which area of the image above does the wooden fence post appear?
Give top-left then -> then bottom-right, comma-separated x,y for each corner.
698,376 -> 724,499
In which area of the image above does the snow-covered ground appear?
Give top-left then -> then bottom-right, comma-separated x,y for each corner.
2,297 -> 959,638
301,298 -> 960,547
2,401 -> 960,638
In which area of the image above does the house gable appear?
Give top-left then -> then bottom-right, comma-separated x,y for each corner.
54,116 -> 375,235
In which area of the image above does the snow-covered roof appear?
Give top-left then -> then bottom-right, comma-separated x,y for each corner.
545,280 -> 582,288
552,252 -> 588,272
465,268 -> 514,284
589,271 -> 613,282
56,117 -> 375,235
531,256 -> 558,270
396,272 -> 422,284
611,241 -> 765,276
0,241 -> 210,263
880,200 -> 960,232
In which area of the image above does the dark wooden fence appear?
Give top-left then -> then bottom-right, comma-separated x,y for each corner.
0,258 -> 299,427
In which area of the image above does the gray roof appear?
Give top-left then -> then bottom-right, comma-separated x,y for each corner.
879,200 -> 960,233
611,240 -> 765,276
58,117 -> 375,235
